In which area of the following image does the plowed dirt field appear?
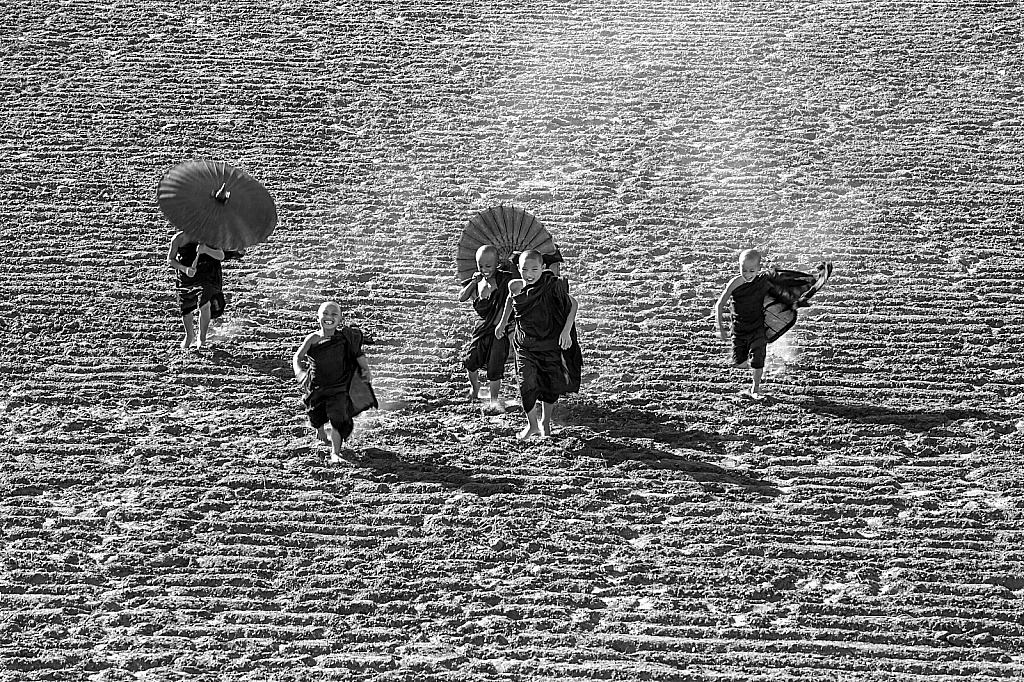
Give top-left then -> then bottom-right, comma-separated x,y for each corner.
2,1 -> 1023,680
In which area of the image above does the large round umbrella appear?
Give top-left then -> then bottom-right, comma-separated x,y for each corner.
157,160 -> 277,250
455,205 -> 555,282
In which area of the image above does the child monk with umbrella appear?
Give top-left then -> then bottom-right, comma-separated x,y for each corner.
157,160 -> 277,349
166,233 -> 237,348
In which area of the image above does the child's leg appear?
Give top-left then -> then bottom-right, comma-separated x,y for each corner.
539,401 -> 554,436
309,406 -> 330,444
315,426 -> 330,443
181,312 -> 196,348
751,367 -> 764,396
731,335 -> 749,371
327,426 -> 344,458
749,336 -> 767,397
518,405 -> 543,440
484,336 -> 509,409
482,379 -> 505,414
466,369 -> 481,399
326,399 -> 356,460
196,301 -> 212,347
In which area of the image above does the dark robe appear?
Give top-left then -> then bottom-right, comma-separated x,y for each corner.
174,243 -> 242,318
731,263 -> 831,343
300,326 -> 377,439
462,268 -> 514,380
510,270 -> 583,412
730,273 -> 772,335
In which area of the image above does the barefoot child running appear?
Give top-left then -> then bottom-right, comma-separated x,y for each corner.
167,231 -> 242,349
715,249 -> 833,399
293,301 -> 377,462
496,250 -> 582,440
459,245 -> 514,415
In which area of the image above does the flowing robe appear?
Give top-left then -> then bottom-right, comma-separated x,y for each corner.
300,326 -> 377,439
509,271 -> 583,412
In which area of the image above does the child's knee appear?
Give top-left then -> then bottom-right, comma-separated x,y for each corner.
329,418 -> 353,439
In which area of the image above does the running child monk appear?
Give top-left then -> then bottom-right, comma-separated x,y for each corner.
715,249 -> 833,399
495,250 -> 583,440
459,245 -> 514,415
293,301 -> 377,462
167,230 -> 242,349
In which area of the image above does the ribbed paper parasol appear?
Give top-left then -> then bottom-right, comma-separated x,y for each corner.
157,160 -> 277,250
456,205 -> 555,282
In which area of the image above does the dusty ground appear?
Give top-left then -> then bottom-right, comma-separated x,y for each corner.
2,1 -> 1023,680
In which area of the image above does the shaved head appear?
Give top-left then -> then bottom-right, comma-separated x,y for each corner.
518,249 -> 544,267
318,301 -> 342,316
739,249 -> 761,266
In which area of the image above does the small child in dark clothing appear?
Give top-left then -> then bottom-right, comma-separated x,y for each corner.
459,245 -> 514,415
495,250 -> 582,440
715,249 -> 833,399
293,301 -> 376,462
167,230 -> 243,349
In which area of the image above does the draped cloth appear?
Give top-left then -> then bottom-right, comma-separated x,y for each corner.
762,264 -> 831,342
462,269 -> 514,380
174,243 -> 242,318
510,271 -> 582,412
468,269 -> 514,335
300,326 -> 377,439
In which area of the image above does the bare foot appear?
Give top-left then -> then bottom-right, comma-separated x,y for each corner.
517,425 -> 542,441
482,402 -> 506,416
740,389 -> 763,400
736,361 -> 751,370
314,428 -> 330,444
329,446 -> 357,464
465,387 -> 481,400
181,335 -> 196,349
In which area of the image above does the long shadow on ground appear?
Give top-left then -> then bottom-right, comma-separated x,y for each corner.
557,401 -> 779,498
574,434 -> 780,498
344,447 -> 523,496
797,396 -> 1005,432
557,401 -> 733,453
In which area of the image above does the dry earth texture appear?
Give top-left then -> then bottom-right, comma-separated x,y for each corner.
2,1 -> 1023,680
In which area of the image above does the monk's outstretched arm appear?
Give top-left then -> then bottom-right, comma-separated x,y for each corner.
356,355 -> 373,383
714,277 -> 741,339
167,232 -> 195,276
559,294 -> 579,349
494,296 -> 515,339
459,274 -> 481,302
293,334 -> 316,380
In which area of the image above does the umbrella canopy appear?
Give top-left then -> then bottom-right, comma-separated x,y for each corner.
157,160 -> 277,250
455,205 -> 555,282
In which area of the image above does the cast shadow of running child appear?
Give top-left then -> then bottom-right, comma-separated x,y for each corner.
343,447 -> 523,497
797,396 -> 1004,433
555,402 -> 780,498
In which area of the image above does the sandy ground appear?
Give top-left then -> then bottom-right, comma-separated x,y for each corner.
1,1 -> 1023,680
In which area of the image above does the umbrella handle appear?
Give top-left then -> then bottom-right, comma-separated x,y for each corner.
211,183 -> 231,204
